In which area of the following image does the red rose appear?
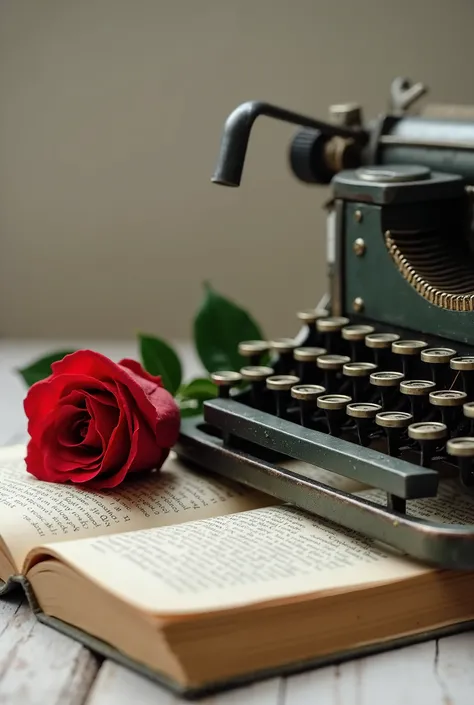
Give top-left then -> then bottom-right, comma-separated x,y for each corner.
23,350 -> 180,489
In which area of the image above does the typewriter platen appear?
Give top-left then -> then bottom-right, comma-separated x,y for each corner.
175,78 -> 474,569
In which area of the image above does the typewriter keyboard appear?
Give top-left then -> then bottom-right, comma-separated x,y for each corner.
207,308 -> 474,507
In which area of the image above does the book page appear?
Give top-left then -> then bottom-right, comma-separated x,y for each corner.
29,505 -> 430,616
0,446 -> 275,572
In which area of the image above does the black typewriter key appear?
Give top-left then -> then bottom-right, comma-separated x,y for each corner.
400,379 -> 436,421
240,365 -> 274,408
291,384 -> 326,427
450,356 -> 474,397
408,421 -> 447,467
370,371 -> 404,409
317,394 -> 352,436
269,338 -> 298,375
238,340 -> 270,367
346,402 -> 381,446
297,308 -> 328,346
316,316 -> 350,354
375,411 -> 413,458
342,362 -> 378,402
210,371 -> 242,399
365,332 -> 400,369
317,354 -> 351,393
342,324 -> 375,361
294,346 -> 327,383
463,401 -> 474,435
266,375 -> 300,418
420,347 -> 457,387
392,340 -> 428,377
428,390 -> 467,436
447,437 -> 474,488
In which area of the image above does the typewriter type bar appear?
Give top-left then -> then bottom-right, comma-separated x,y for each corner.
176,416 -> 474,570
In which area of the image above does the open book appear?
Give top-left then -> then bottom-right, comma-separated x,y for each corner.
1,445 -> 474,697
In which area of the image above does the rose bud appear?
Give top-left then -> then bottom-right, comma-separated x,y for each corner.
23,351 -> 180,489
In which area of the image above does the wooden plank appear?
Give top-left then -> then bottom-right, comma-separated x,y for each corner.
86,661 -> 282,705
0,596 -> 99,705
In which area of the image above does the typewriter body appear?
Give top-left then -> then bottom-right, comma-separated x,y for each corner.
175,78 -> 474,569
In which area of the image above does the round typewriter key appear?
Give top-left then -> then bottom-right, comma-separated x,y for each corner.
347,402 -> 381,446
343,361 -> 378,403
294,346 -> 326,383
408,421 -> 447,467
392,340 -> 428,377
447,437 -> 474,488
376,411 -> 413,457
238,340 -> 270,366
291,384 -> 325,426
463,401 -> 474,435
421,347 -> 457,386
400,379 -> 436,422
342,324 -> 375,361
240,365 -> 274,408
429,389 -> 467,436
450,356 -> 474,397
317,316 -> 350,354
317,394 -> 352,436
370,370 -> 404,408
266,374 -> 300,418
317,354 -> 351,393
365,332 -> 400,369
210,371 -> 242,398
296,308 -> 328,345
270,338 -> 297,375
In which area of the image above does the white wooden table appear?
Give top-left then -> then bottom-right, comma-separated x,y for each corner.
1,339 -> 473,705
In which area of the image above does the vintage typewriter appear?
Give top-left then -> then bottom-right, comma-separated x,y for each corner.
175,78 -> 474,569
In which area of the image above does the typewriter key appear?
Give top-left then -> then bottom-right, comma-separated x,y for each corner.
240,365 -> 274,408
266,374 -> 300,418
342,324 -> 375,361
450,356 -> 474,396
376,411 -> 413,458
463,401 -> 474,435
297,308 -> 328,345
400,379 -> 436,421
316,316 -> 350,354
429,390 -> 467,435
238,340 -> 270,366
408,421 -> 447,467
317,394 -> 352,436
365,332 -> 400,369
347,402 -> 382,446
446,437 -> 474,488
420,347 -> 457,386
343,361 -> 378,402
392,340 -> 428,377
317,354 -> 351,393
210,371 -> 243,398
370,370 -> 404,409
294,346 -> 327,383
291,384 -> 325,426
270,338 -> 298,375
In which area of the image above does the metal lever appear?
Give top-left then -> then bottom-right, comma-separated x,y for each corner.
390,76 -> 428,114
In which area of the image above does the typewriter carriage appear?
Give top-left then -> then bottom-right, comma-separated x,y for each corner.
175,78 -> 474,569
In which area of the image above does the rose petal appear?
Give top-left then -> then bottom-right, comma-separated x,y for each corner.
118,358 -> 163,387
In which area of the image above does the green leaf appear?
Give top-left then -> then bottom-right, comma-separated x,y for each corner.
178,399 -> 204,417
193,282 -> 265,373
17,350 -> 76,387
138,334 -> 182,395
178,377 -> 217,402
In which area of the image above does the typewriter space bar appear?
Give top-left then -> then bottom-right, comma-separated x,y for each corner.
203,399 -> 439,499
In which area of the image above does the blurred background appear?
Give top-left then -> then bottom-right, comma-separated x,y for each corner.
1,0 -> 474,344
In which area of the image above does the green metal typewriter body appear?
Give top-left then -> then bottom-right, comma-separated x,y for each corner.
175,78 -> 474,569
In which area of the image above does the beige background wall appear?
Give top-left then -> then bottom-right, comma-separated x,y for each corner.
1,0 -> 474,342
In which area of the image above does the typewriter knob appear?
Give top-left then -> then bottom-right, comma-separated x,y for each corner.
376,411 -> 413,458
365,332 -> 400,369
450,356 -> 474,397
210,371 -> 243,398
421,347 -> 457,386
291,384 -> 326,427
400,379 -> 436,421
238,340 -> 270,366
294,346 -> 327,383
408,421 -> 447,467
296,308 -> 328,346
289,128 -> 361,184
347,402 -> 382,446
316,316 -> 350,354
429,389 -> 467,436
343,361 -> 378,402
392,340 -> 428,377
317,354 -> 351,393
447,437 -> 474,488
240,365 -> 274,409
370,370 -> 405,409
342,324 -> 375,361
317,394 -> 352,436
270,338 -> 298,375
